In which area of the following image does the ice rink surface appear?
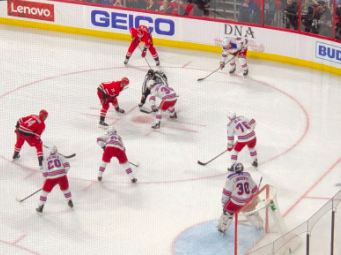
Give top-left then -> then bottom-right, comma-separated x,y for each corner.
0,24 -> 340,255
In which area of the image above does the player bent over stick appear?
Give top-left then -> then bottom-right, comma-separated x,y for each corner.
13,109 -> 48,169
226,111 -> 258,171
36,145 -> 73,215
217,163 -> 263,235
97,126 -> 137,183
146,80 -> 178,129
219,37 -> 249,76
97,77 -> 130,128
124,25 -> 160,66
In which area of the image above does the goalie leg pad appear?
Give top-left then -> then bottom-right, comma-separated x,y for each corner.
217,212 -> 233,235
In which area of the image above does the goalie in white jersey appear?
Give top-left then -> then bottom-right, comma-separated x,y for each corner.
147,80 -> 178,129
217,163 -> 260,235
36,145 -> 73,215
226,111 -> 258,171
219,37 -> 249,76
97,126 -> 137,183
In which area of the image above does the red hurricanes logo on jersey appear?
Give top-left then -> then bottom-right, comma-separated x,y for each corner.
8,0 -> 55,22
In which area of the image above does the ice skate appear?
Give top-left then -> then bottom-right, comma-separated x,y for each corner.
98,121 -> 109,128
12,151 -> 20,160
131,178 -> 138,184
252,159 -> 258,168
36,205 -> 44,215
243,69 -> 249,77
154,57 -> 160,66
170,112 -> 177,119
229,65 -> 236,74
98,176 -> 102,181
115,107 -> 125,113
68,200 -> 74,209
124,58 -> 129,65
151,122 -> 160,129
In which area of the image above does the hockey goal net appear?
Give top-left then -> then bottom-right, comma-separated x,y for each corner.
233,184 -> 300,255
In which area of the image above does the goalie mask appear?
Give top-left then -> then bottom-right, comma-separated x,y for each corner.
107,126 -> 117,134
233,163 -> 244,173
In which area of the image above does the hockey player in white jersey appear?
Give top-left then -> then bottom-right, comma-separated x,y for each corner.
139,69 -> 169,108
226,111 -> 258,171
219,37 -> 249,76
217,163 -> 259,235
96,126 -> 137,183
36,145 -> 73,215
147,79 -> 178,129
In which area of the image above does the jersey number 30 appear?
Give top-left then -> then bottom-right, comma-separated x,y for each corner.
236,182 -> 250,195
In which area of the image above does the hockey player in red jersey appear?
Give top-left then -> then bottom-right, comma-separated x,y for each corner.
36,145 -> 73,215
124,25 -> 160,66
13,109 -> 48,169
97,77 -> 130,128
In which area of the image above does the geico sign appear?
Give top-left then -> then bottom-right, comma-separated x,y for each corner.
316,41 -> 341,64
7,0 -> 54,22
91,10 -> 175,36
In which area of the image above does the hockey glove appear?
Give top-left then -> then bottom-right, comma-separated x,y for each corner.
151,105 -> 158,112
227,143 -> 233,151
141,48 -> 147,58
220,61 -> 225,70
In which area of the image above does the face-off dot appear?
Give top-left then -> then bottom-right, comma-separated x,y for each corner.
131,115 -> 154,124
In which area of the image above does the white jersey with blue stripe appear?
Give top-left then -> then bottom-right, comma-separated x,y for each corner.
42,154 -> 70,179
227,116 -> 256,145
222,171 -> 257,206
97,133 -> 125,151
149,84 -> 177,105
222,37 -> 248,58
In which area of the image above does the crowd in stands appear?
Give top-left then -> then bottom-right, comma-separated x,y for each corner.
82,0 -> 341,39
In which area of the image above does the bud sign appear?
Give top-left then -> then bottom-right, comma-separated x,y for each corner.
8,0 -> 55,22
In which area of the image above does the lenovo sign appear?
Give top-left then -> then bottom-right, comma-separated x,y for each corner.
8,0 -> 54,22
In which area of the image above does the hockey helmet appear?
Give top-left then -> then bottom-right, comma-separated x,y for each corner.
51,145 -> 58,154
147,79 -> 156,90
222,37 -> 231,48
233,163 -> 244,173
107,126 -> 117,134
137,25 -> 148,38
147,69 -> 155,77
121,77 -> 130,86
39,109 -> 48,120
227,111 -> 236,120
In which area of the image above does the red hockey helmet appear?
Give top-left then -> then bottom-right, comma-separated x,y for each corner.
137,25 -> 148,38
121,77 -> 130,86
39,109 -> 48,120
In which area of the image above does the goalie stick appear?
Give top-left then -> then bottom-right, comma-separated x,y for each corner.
16,188 -> 42,203
43,145 -> 76,159
197,150 -> 227,166
197,54 -> 237,82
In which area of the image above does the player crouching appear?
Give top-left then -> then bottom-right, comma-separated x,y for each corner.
96,126 -> 137,184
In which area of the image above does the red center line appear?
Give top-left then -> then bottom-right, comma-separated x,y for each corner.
182,61 -> 191,68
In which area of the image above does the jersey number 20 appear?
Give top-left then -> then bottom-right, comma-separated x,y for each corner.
48,159 -> 62,170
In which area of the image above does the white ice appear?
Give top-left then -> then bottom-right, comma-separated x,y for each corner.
0,24 -> 340,255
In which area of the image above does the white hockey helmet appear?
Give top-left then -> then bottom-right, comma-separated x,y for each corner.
222,37 -> 231,48
147,79 -> 156,90
107,126 -> 116,134
227,111 -> 236,120
233,163 -> 244,173
51,145 -> 58,154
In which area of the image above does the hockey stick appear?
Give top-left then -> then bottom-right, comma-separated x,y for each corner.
197,54 -> 237,82
43,145 -> 76,159
16,188 -> 42,203
139,45 -> 152,68
197,150 -> 227,166
129,161 -> 139,167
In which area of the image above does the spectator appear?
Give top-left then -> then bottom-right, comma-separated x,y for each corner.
127,0 -> 145,9
335,5 -> 341,39
238,0 -> 260,23
146,0 -> 158,10
263,0 -> 276,25
284,0 -> 298,30
318,1 -> 333,36
159,0 -> 174,13
113,0 -> 126,7
301,0 -> 329,33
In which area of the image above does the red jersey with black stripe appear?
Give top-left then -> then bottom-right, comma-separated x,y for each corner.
18,114 -> 46,140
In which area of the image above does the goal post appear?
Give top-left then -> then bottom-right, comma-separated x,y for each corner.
233,184 -> 300,255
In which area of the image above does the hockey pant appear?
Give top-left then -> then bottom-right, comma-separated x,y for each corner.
99,147 -> 135,180
155,99 -> 177,124
39,175 -> 72,205
230,137 -> 257,166
230,49 -> 248,71
97,91 -> 119,118
126,40 -> 158,59
14,132 -> 43,157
